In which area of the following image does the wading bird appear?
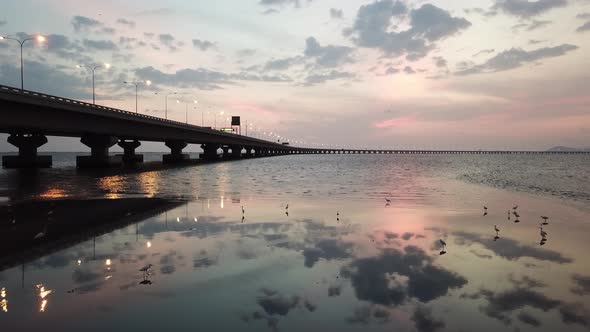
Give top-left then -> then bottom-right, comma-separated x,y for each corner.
439,239 -> 447,255
241,206 -> 245,214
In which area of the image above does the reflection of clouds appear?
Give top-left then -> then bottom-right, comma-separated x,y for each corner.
159,250 -> 183,275
571,274 -> 590,295
341,245 -> 467,306
560,303 -> 590,327
193,257 -> 217,269
401,232 -> 414,241
461,288 -> 560,324
302,239 -> 354,268
242,288 -> 316,331
346,305 -> 390,325
412,306 -> 445,332
453,231 -> 573,264
517,311 -> 541,327
328,285 -> 341,297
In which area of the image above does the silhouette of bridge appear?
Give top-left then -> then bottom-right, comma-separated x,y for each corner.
0,84 -> 587,168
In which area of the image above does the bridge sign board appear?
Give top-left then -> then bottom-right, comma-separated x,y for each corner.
231,116 -> 241,126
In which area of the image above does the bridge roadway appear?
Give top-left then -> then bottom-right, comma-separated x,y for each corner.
0,84 -> 587,168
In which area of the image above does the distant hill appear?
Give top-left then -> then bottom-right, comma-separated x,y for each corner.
547,146 -> 590,152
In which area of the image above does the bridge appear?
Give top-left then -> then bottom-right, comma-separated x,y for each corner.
0,84 -> 587,168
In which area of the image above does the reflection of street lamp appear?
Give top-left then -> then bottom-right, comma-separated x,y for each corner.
77,63 -> 111,104
123,80 -> 151,113
155,91 -> 177,120
0,35 -> 45,90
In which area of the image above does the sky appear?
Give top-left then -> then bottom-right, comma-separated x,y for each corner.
0,0 -> 589,151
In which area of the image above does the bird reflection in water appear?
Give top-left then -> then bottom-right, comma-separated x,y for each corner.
494,225 -> 500,241
539,226 -> 548,246
1,287 -> 7,313
139,264 -> 153,285
36,284 -> 53,312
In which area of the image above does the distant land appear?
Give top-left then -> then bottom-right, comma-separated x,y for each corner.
547,146 -> 590,152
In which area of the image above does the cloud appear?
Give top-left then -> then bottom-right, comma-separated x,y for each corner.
0,20 -> 6,26
412,306 -> 445,332
346,1 -> 470,60
116,18 -> 136,28
134,66 -> 292,90
263,8 -> 280,15
455,44 -> 578,75
330,8 -> 343,19
263,56 -> 302,71
136,8 -> 176,16
512,19 -> 552,31
473,49 -> 495,56
71,16 -> 115,35
71,15 -> 101,32
82,39 -> 118,51
401,232 -> 415,240
577,13 -> 590,19
236,49 -> 257,57
158,33 -> 181,52
492,0 -> 568,18
259,0 -> 311,8
341,246 -> 467,306
192,39 -> 215,51
304,70 -> 355,85
304,37 -> 355,68
577,21 -> 590,32
433,56 -> 447,67
403,66 -> 416,74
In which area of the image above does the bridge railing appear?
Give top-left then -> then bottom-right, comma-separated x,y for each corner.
0,84 -> 295,148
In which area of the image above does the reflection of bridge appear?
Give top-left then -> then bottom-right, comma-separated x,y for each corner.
1,85 -> 588,168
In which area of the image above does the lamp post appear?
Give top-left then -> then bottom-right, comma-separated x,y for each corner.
215,111 -> 224,130
155,91 -> 177,120
77,63 -> 111,104
177,99 -> 198,124
123,80 -> 151,113
0,35 -> 45,91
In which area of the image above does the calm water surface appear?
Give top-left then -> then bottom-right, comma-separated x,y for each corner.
0,154 -> 589,331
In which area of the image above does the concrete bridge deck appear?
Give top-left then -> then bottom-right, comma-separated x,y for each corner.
1,84 -> 587,168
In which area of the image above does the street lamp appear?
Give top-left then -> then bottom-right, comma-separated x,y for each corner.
0,35 -> 45,91
77,63 -> 110,104
215,111 -> 224,130
177,99 -> 198,124
155,91 -> 177,120
123,80 -> 151,113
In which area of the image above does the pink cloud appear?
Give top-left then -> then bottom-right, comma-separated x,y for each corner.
374,116 -> 416,129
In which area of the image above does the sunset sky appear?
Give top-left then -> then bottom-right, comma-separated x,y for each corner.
1,0 -> 589,151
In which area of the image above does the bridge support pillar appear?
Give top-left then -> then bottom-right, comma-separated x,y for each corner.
77,134 -> 122,168
200,144 -> 219,161
163,140 -> 189,163
230,145 -> 242,159
117,139 -> 143,164
244,147 -> 254,158
2,134 -> 52,168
